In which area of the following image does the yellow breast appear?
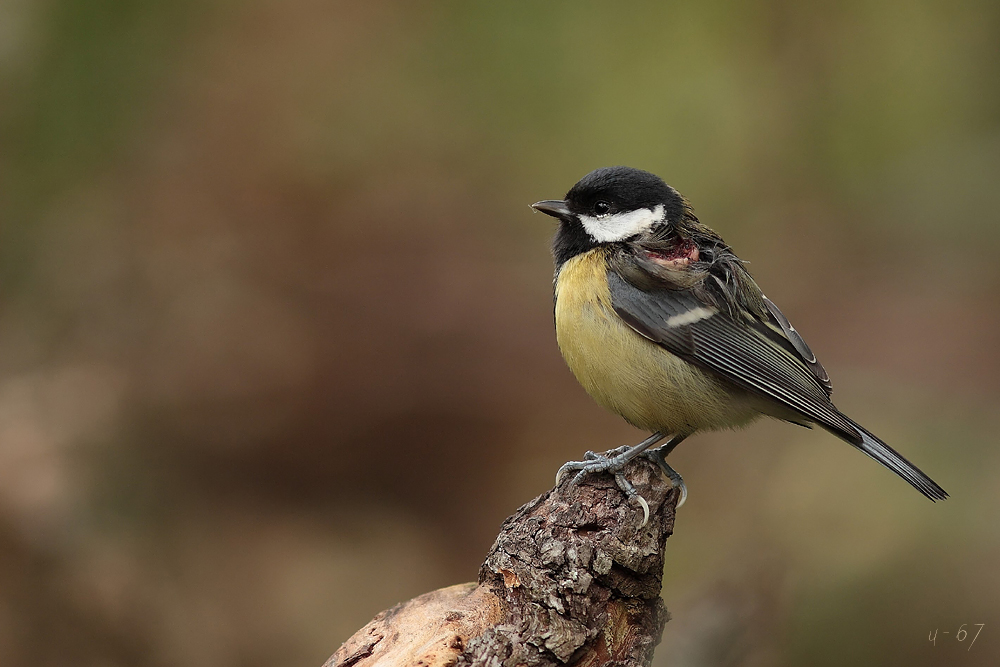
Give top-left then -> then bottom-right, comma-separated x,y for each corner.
553,249 -> 760,434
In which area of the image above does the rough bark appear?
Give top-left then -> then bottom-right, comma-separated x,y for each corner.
325,448 -> 679,667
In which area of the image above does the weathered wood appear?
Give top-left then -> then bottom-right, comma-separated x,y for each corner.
325,449 -> 679,667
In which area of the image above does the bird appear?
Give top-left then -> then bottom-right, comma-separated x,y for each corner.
532,166 -> 947,523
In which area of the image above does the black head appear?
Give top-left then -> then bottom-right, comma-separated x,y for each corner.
532,166 -> 687,267
564,166 -> 683,220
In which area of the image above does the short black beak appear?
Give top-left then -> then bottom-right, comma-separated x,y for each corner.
531,199 -> 571,220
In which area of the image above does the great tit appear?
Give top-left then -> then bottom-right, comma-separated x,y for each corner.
533,166 -> 947,520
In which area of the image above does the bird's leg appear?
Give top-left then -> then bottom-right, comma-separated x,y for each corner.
556,432 -> 667,526
642,434 -> 689,508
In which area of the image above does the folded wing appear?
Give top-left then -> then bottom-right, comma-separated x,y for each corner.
606,260 -> 947,501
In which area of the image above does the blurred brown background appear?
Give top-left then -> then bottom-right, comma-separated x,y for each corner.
1,1 -> 998,666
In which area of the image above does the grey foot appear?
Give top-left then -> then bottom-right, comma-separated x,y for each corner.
556,445 -> 653,526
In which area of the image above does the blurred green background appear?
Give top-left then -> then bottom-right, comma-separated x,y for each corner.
1,1 -> 998,665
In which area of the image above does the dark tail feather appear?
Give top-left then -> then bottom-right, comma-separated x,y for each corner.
831,414 -> 948,501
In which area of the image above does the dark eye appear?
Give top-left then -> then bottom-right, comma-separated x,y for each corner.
593,201 -> 611,215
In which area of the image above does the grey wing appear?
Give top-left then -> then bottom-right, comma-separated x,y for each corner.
607,268 -> 948,501
606,269 -> 858,438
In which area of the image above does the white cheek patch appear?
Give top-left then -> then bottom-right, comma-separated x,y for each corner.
578,204 -> 665,242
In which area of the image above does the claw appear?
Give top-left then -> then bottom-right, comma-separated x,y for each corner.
555,461 -> 577,485
613,471 -> 651,526
644,448 -> 688,508
635,494 -> 650,526
662,466 -> 687,509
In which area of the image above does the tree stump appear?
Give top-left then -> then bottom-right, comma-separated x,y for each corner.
325,449 -> 680,667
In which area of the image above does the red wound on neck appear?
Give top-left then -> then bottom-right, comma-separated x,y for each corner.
644,239 -> 700,265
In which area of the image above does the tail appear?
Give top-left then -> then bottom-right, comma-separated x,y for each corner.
826,414 -> 948,501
